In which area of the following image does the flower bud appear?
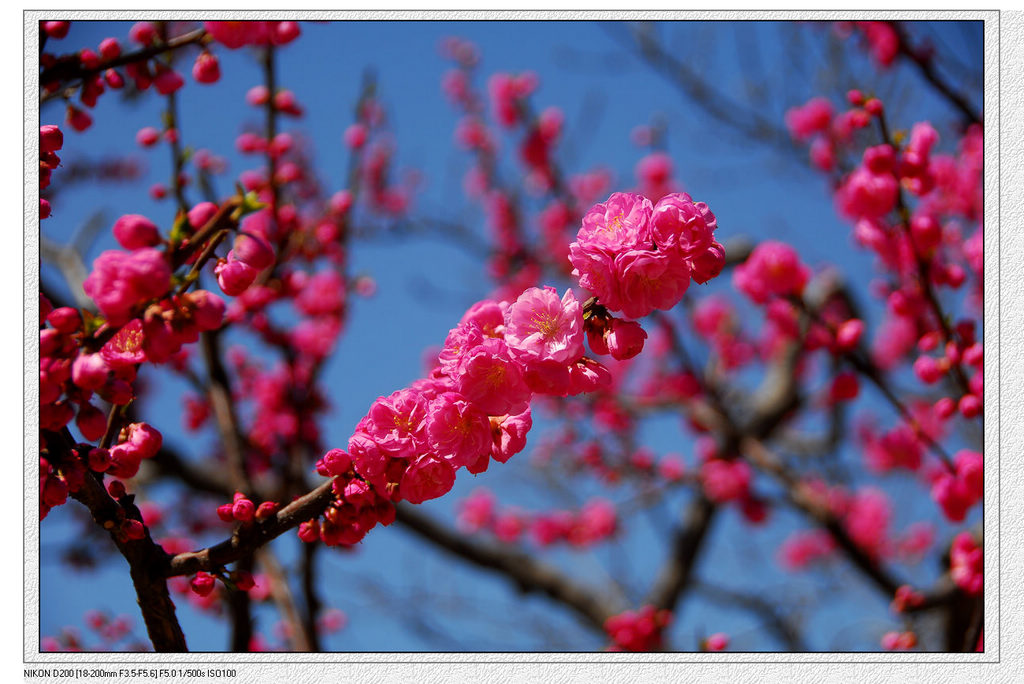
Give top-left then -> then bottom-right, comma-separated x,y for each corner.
112,214 -> 161,250
190,572 -> 216,597
605,319 -> 647,361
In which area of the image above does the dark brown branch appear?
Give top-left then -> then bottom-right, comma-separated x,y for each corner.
45,431 -> 188,651
40,28 -> 207,94
227,555 -> 254,652
300,543 -> 323,651
166,479 -> 335,577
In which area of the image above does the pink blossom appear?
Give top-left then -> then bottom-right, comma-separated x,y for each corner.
950,532 -> 983,595
457,488 -> 495,533
836,147 -> 899,221
785,97 -> 834,140
612,249 -> 690,320
192,52 -> 220,84
454,337 -> 532,416
954,450 -> 983,502
71,353 -> 110,390
864,424 -> 922,472
689,241 -> 726,285
568,498 -> 617,545
426,391 -> 492,468
733,241 -> 810,304
364,389 -> 429,460
705,633 -> 729,652
700,459 -> 751,503
778,529 -> 836,570
215,259 -> 258,297
459,299 -> 508,338
83,249 -> 171,325
187,201 -> 218,229
843,487 -> 890,558
399,454 -> 456,504
650,193 -> 715,258
347,430 -> 390,488
504,286 -> 584,366
568,241 -> 622,312
566,357 -> 613,395
604,605 -> 671,652
112,214 -> 161,250
604,318 -> 647,360
490,408 -> 532,463
204,21 -> 269,49
932,473 -> 974,522
576,192 -> 653,252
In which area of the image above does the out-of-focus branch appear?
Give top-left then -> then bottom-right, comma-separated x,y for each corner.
394,503 -> 621,632
200,329 -> 253,494
645,494 -> 717,612
741,436 -> 956,613
608,23 -> 796,157
692,578 -> 808,651
258,548 -> 315,652
40,27 -> 207,99
890,22 -> 982,127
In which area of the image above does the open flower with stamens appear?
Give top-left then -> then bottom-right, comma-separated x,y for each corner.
455,337 -> 532,416
577,192 -> 653,252
364,389 -> 429,460
426,391 -> 492,468
503,286 -> 585,366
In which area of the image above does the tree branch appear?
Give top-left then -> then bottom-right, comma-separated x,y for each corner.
393,503 -> 621,632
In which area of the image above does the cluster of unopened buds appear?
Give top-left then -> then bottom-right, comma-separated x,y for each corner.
890,584 -> 926,613
603,605 -> 673,652
189,568 -> 256,598
456,488 -> 618,548
881,630 -> 918,651
949,531 -> 983,595
930,450 -> 983,522
39,124 -> 63,218
216,492 -> 279,524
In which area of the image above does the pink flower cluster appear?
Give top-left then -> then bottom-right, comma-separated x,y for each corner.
949,532 -> 982,595
39,278 -> 225,521
455,488 -> 618,548
931,450 -> 983,522
569,192 -> 724,320
216,492 -> 279,524
487,72 -> 537,127
881,630 -> 918,651
40,124 -> 63,218
778,529 -> 837,571
82,247 -> 172,326
301,287 -> 615,547
691,294 -> 756,370
733,240 -> 811,305
204,21 -> 301,50
604,605 -> 672,652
